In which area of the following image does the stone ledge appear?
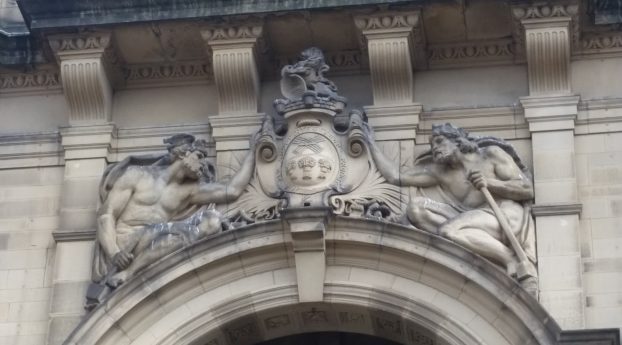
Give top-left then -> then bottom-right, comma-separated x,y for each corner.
52,230 -> 96,242
532,202 -> 582,217
0,131 -> 63,168
558,328 -> 620,345
364,103 -> 421,141
208,113 -> 263,151
520,95 -> 580,132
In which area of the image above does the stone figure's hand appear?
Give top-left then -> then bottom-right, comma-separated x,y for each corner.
112,250 -> 134,270
468,170 -> 487,190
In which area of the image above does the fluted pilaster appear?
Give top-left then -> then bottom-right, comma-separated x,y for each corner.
201,25 -> 262,116
355,12 -> 419,106
513,3 -> 578,96
514,2 -> 584,330
354,11 -> 422,141
49,32 -> 114,124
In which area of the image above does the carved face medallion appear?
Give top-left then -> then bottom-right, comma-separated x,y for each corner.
282,133 -> 339,193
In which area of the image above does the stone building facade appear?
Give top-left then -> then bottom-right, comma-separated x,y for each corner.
0,0 -> 620,344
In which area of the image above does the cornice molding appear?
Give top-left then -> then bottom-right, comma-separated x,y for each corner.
520,95 -> 580,132
363,103 -> 421,140
0,69 -> 62,96
123,60 -> 212,88
417,106 -> 530,143
532,202 -> 582,216
110,123 -> 214,161
575,32 -> 622,59
0,131 -> 63,169
60,124 -> 115,160
52,229 -> 96,242
428,39 -> 515,69
576,98 -> 622,134
209,113 -> 263,150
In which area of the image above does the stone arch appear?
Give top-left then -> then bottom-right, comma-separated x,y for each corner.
65,216 -> 561,345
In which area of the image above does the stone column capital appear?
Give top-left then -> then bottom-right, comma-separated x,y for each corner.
200,24 -> 263,48
354,11 -> 420,37
512,3 -> 578,24
48,31 -> 113,60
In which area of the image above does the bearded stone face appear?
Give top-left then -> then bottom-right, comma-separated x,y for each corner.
181,151 -> 205,180
430,135 -> 459,164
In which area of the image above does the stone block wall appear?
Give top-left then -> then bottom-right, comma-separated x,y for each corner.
0,166 -> 63,345
576,132 -> 622,328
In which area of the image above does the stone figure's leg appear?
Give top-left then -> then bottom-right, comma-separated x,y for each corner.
108,232 -> 184,287
438,210 -> 515,271
406,197 -> 459,234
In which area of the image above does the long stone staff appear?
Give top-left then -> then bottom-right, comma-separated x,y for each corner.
479,186 -> 536,280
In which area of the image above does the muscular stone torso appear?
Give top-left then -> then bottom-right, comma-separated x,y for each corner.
431,148 -> 518,210
117,167 -> 195,230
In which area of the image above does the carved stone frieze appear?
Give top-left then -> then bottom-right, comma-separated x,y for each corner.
577,32 -> 622,58
428,39 -> 515,68
201,25 -> 263,42
48,33 -> 112,53
122,60 -> 211,88
354,12 -> 420,32
0,69 -> 61,95
512,4 -> 579,21
88,47 -> 541,310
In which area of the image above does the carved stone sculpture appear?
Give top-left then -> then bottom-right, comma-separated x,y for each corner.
274,47 -> 347,115
367,123 -> 538,294
92,134 -> 255,290
89,47 -> 540,305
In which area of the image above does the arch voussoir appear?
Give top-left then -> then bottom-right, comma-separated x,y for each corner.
65,217 -> 562,345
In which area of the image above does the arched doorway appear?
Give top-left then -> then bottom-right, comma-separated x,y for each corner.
65,216 -> 561,345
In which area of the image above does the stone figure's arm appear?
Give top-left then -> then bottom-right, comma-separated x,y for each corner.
96,170 -> 137,266
191,149 -> 255,204
368,139 -> 437,187
470,146 -> 534,201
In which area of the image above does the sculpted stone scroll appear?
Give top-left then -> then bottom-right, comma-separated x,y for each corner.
92,134 -> 255,290
367,123 -> 538,293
